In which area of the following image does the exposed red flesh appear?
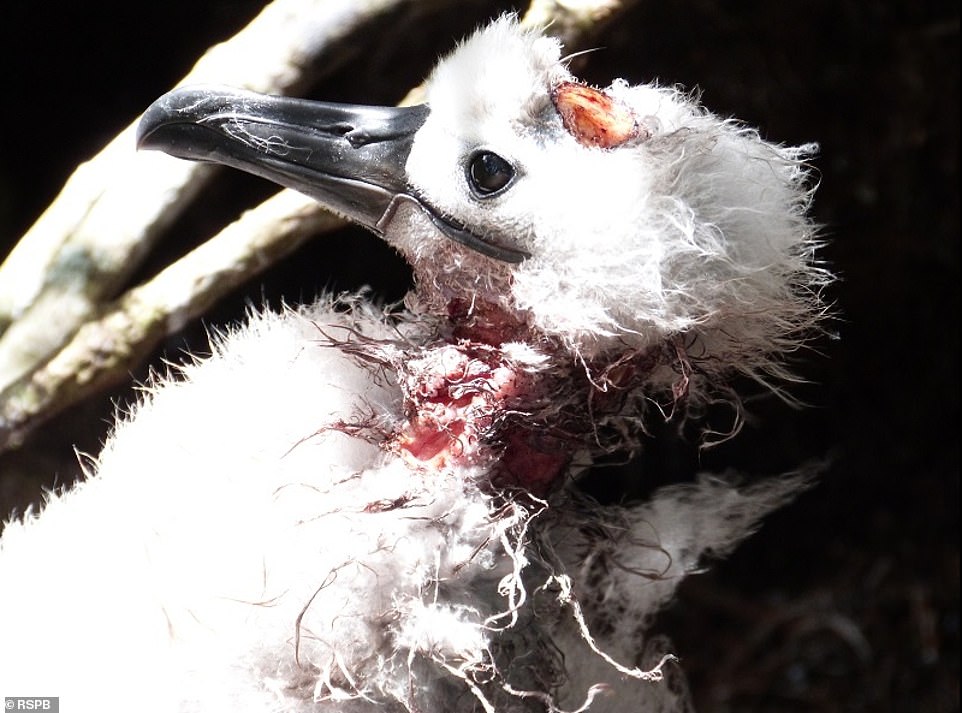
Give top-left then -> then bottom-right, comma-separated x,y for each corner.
376,299 -> 662,495
387,302 -> 573,494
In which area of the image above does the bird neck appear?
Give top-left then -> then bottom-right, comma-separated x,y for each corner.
375,296 -> 667,496
334,275 -> 669,496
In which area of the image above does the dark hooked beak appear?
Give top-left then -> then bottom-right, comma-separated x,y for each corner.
137,86 -> 528,263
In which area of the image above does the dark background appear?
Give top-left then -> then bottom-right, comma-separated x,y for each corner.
0,1 -> 957,710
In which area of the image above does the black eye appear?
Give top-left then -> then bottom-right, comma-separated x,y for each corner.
467,151 -> 515,196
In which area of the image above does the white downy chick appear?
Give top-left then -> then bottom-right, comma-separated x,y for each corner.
0,16 -> 827,713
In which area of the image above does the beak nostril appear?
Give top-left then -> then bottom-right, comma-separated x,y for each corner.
329,122 -> 355,136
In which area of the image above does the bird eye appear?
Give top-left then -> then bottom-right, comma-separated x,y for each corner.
467,151 -> 515,196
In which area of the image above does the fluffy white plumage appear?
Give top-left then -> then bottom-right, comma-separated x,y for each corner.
400,19 -> 825,383
0,16 -> 827,712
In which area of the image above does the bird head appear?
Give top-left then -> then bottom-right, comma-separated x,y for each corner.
138,15 -> 825,400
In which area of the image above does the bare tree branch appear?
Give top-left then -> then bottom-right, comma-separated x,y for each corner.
522,0 -> 640,51
0,190 -> 333,449
0,0 -> 419,390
